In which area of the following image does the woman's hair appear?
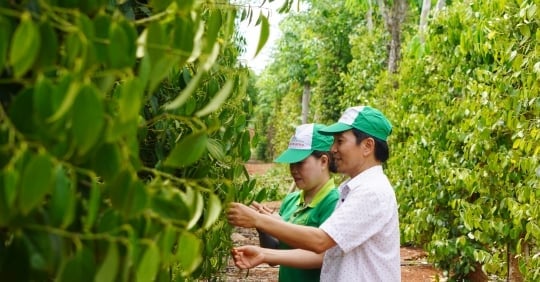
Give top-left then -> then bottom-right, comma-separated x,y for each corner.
311,150 -> 338,173
351,128 -> 390,162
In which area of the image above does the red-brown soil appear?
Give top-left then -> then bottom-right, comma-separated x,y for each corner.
228,163 -> 444,281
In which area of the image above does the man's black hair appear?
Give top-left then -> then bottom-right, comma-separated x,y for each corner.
351,128 -> 390,162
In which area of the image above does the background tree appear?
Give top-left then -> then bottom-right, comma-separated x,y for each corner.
253,0 -> 359,160
376,0 -> 539,279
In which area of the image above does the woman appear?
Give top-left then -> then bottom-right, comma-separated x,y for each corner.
247,123 -> 339,282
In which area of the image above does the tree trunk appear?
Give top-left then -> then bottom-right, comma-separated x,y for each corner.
435,0 -> 446,12
378,0 -> 408,74
419,0 -> 431,43
387,24 -> 400,74
366,0 -> 373,32
301,81 -> 310,124
507,241 -> 525,282
509,255 -> 524,282
465,262 -> 488,282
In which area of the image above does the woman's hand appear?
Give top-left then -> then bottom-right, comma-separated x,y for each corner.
231,246 -> 265,269
251,201 -> 281,220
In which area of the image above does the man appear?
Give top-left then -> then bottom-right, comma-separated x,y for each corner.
227,106 -> 400,281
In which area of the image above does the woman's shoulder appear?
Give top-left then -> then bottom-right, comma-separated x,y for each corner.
281,190 -> 301,204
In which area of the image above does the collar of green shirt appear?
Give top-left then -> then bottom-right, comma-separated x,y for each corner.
298,178 -> 336,208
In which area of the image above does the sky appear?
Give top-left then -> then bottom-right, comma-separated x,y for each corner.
237,0 -> 286,74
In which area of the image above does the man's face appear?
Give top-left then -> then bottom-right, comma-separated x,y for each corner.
331,130 -> 365,177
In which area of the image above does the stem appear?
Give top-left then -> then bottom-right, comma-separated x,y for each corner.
134,10 -> 172,25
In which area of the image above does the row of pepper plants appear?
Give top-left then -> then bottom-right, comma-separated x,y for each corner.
255,0 -> 538,279
369,0 -> 539,279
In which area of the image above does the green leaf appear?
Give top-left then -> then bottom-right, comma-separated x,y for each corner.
93,14 -> 111,64
172,17 -> 194,57
206,138 -> 225,161
118,78 -> 143,123
3,166 -> 19,211
240,130 -> 251,161
18,154 -> 54,215
150,0 -> 173,11
91,143 -> 121,181
84,179 -> 101,231
253,188 -> 267,203
150,192 -> 190,224
48,166 -> 75,228
144,21 -> 179,93
175,0 -> 194,11
1,237 -> 30,281
108,22 -> 131,68
71,85 -> 104,156
109,171 -> 147,218
135,243 -> 159,282
203,10 -> 222,54
9,13 -> 40,78
202,193 -> 222,229
35,21 -> 58,69
0,16 -> 13,72
63,32 -> 82,69
94,243 -> 119,282
33,76 -> 55,121
176,232 -> 202,276
147,54 -> 177,95
118,20 -> 137,65
8,89 -> 36,135
195,79 -> 234,117
47,82 -> 80,122
59,247 -> 95,282
76,14 -> 97,70
96,209 -> 121,233
223,9 -> 236,41
164,131 -> 208,167
163,70 -> 203,110
145,22 -> 165,66
254,13 -> 269,57
158,225 -> 177,265
80,0 -> 103,14
183,187 -> 203,229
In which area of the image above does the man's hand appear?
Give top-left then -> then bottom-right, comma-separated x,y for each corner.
227,202 -> 260,228
231,246 -> 265,269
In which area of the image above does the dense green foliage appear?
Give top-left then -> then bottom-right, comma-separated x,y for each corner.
0,0 -> 274,280
386,1 -> 540,279
255,0 -> 539,280
1,0 -> 538,280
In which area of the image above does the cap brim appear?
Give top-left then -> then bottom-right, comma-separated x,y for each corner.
274,149 -> 312,163
318,123 -> 353,135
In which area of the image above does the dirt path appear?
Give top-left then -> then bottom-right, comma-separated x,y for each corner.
232,163 -> 444,281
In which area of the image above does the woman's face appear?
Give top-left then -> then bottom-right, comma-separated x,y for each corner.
289,155 -> 327,191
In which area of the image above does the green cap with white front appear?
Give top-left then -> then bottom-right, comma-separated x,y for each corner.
274,123 -> 334,163
319,106 -> 392,141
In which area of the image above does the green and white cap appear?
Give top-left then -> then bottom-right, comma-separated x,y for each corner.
274,123 -> 334,163
319,106 -> 392,141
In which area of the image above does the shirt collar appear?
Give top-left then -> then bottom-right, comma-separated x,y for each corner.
298,178 -> 336,208
343,165 -> 384,190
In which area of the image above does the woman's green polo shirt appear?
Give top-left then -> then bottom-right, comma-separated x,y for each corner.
277,178 -> 338,282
